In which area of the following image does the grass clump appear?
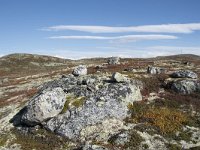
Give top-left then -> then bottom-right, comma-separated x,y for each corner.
128,102 -> 188,134
140,107 -> 187,134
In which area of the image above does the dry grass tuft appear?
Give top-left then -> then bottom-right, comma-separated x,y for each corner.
128,103 -> 188,134
139,107 -> 187,134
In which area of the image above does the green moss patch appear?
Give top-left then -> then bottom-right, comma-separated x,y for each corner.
127,102 -> 188,135
60,95 -> 86,114
124,130 -> 144,149
10,128 -> 70,150
0,134 -> 8,147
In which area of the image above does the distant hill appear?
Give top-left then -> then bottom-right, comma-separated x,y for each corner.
0,53 -> 110,77
155,54 -> 200,61
1,53 -> 199,77
0,53 -> 74,77
0,53 -> 71,63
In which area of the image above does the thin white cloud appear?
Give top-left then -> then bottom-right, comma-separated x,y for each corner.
49,46 -> 200,59
49,34 -> 177,42
45,23 -> 200,33
148,46 -> 200,55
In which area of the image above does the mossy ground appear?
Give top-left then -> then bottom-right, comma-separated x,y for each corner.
126,99 -> 200,149
108,130 -> 144,150
0,134 -> 8,147
8,127 -> 71,150
124,130 -> 144,150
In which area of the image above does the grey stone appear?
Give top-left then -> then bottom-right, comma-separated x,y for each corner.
107,57 -> 120,65
19,87 -> 66,126
147,66 -> 166,74
171,70 -> 198,79
83,143 -> 108,150
171,80 -> 200,94
72,65 -> 87,76
111,72 -> 129,83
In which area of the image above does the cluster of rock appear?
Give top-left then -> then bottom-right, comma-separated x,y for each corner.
11,65 -> 142,146
167,70 -> 199,94
147,66 -> 166,74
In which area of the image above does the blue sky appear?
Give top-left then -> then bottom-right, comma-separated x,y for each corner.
0,0 -> 200,59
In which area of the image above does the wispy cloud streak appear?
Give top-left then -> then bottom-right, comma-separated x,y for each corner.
45,23 -> 200,33
49,34 -> 177,42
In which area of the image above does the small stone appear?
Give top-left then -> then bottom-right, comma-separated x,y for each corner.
171,70 -> 198,79
111,72 -> 128,83
147,66 -> 166,74
107,57 -> 120,65
171,80 -> 200,94
72,65 -> 87,76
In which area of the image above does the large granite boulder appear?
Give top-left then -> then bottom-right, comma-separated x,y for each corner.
72,65 -> 87,76
107,57 -> 120,65
12,74 -> 142,142
171,70 -> 198,79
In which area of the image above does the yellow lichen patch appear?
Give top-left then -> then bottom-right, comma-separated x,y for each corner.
71,97 -> 86,108
121,72 -> 137,79
60,98 -> 70,114
137,107 -> 188,134
60,95 -> 86,114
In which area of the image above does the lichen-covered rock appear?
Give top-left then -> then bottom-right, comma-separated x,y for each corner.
171,80 -> 200,94
171,70 -> 198,79
107,57 -> 120,65
12,74 -> 142,141
12,74 -> 142,142
111,72 -> 129,83
147,66 -> 166,74
12,87 -> 67,126
80,119 -> 125,142
44,80 -> 142,140
108,130 -> 130,146
72,65 -> 87,76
